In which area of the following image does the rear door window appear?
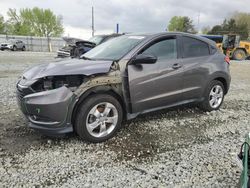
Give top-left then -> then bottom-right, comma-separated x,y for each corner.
182,36 -> 209,58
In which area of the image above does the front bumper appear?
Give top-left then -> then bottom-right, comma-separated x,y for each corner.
16,84 -> 76,135
0,46 -> 12,50
57,50 -> 71,57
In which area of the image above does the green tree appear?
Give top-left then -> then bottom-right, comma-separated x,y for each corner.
233,12 -> 250,30
168,16 -> 196,33
208,18 -> 248,39
208,25 -> 223,35
233,12 -> 250,39
6,7 -> 64,37
201,26 -> 211,34
6,8 -> 30,35
0,15 -> 5,34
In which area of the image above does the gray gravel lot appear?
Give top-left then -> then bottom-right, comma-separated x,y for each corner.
0,51 -> 250,187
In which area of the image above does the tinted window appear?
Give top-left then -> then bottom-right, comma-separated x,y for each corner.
141,38 -> 177,60
210,45 -> 217,54
183,37 -> 209,58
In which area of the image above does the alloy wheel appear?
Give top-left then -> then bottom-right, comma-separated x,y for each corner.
209,85 -> 223,108
86,102 -> 118,138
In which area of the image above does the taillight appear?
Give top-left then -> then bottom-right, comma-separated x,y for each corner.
225,56 -> 230,65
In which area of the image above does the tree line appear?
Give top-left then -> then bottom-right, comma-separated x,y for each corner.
0,7 -> 64,37
167,12 -> 250,40
0,8 -> 249,40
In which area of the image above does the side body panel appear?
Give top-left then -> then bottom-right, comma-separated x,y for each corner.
179,35 -> 230,101
128,59 -> 183,113
127,36 -> 184,113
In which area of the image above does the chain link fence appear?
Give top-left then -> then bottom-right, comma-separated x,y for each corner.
0,34 -> 65,52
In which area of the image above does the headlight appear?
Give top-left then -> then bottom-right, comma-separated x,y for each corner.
31,75 -> 84,92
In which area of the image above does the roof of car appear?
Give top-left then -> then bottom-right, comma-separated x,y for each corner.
94,33 -> 123,38
125,32 -> 217,47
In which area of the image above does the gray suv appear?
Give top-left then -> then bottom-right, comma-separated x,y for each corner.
16,32 -> 231,142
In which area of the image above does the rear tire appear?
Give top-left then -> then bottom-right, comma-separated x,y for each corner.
75,94 -> 123,142
233,49 -> 246,61
22,46 -> 26,51
199,80 -> 225,112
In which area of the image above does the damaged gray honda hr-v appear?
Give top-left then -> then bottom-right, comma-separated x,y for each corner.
16,32 -> 231,142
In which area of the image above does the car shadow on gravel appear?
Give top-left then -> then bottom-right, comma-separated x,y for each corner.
1,100 -> 246,162
0,113 -> 74,156
105,99 -> 248,162
105,106 -> 217,163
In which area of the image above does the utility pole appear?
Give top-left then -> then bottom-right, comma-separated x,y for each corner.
197,11 -> 200,33
116,23 -> 119,34
92,6 -> 95,36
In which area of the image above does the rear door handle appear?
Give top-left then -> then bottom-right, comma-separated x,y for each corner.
172,63 -> 182,69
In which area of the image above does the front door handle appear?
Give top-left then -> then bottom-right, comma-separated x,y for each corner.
172,63 -> 182,69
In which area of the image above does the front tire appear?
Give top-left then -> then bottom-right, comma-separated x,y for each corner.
75,94 -> 123,142
12,46 -> 17,51
199,80 -> 225,112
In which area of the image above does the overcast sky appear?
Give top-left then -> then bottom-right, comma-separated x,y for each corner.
0,0 -> 250,39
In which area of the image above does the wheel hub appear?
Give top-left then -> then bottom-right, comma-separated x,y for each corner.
99,115 -> 106,122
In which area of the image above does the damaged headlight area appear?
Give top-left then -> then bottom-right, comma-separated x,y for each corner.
31,75 -> 85,92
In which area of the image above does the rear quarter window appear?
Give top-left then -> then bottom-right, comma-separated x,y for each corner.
182,36 -> 210,58
210,45 -> 217,54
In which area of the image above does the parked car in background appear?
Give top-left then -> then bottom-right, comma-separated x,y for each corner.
57,37 -> 95,58
0,39 -> 26,51
16,32 -> 231,143
57,33 -> 123,58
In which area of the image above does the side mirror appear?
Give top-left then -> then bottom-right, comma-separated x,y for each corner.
131,54 -> 157,65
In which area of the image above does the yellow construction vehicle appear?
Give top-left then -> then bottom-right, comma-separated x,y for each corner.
222,34 -> 250,61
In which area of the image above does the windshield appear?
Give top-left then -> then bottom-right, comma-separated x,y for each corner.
89,36 -> 104,45
83,35 -> 145,61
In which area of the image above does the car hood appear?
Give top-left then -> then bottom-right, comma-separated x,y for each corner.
22,58 -> 113,80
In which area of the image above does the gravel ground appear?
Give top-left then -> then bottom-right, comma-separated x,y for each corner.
0,51 -> 250,187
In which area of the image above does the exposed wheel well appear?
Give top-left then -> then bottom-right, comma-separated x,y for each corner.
214,77 -> 228,94
71,87 -> 126,130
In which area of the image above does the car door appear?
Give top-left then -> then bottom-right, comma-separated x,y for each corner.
128,36 -> 184,113
181,36 -> 211,100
